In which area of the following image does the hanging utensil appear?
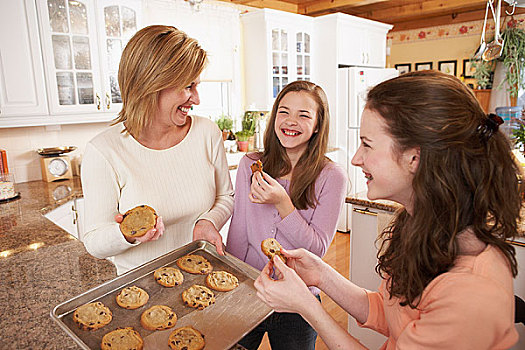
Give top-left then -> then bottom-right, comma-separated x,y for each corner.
474,0 -> 491,59
483,0 -> 505,61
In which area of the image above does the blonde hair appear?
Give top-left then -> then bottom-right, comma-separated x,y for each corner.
113,25 -> 207,137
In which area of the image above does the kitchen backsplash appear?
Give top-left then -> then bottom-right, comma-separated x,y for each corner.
0,122 -> 109,183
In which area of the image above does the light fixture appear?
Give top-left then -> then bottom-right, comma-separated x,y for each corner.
185,0 -> 203,12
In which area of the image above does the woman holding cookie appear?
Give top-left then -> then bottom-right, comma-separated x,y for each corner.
81,25 -> 234,275
226,80 -> 348,349
254,71 -> 520,349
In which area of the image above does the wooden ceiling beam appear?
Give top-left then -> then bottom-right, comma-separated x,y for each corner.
390,6 -> 525,31
220,0 -> 299,12
351,0 -> 488,23
298,0 -> 390,16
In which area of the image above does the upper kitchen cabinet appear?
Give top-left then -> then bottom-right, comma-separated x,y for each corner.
242,9 -> 313,110
0,0 -> 48,117
315,13 -> 392,68
36,0 -> 141,115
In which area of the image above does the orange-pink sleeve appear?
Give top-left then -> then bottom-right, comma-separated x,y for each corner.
359,286 -> 390,337
396,274 -> 517,349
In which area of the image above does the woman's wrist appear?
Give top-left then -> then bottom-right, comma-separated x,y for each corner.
275,196 -> 295,219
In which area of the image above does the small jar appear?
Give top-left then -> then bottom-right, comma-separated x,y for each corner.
0,173 -> 17,200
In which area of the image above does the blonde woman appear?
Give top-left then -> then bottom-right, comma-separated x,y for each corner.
81,25 -> 233,275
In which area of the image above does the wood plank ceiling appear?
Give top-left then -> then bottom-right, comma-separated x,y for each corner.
216,0 -> 525,31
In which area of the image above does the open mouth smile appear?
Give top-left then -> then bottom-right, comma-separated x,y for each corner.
281,128 -> 301,136
178,106 -> 191,113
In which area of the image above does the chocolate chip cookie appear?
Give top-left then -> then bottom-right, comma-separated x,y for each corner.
154,266 -> 184,287
116,286 -> 149,310
101,327 -> 143,350
205,271 -> 239,292
168,326 -> 205,350
176,254 -> 213,275
182,284 -> 215,310
250,159 -> 263,174
261,237 -> 286,263
140,305 -> 177,331
120,205 -> 157,238
73,301 -> 112,331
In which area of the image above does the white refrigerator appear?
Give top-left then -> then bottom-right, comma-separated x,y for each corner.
335,67 -> 399,232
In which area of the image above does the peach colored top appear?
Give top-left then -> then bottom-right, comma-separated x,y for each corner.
361,245 -> 518,349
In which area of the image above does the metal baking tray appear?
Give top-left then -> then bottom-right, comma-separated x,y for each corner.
51,240 -> 272,349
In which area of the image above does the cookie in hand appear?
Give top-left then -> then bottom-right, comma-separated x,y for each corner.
120,205 -> 157,238
261,237 -> 286,263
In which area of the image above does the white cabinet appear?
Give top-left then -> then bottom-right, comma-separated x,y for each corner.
348,204 -> 392,349
242,9 -> 313,110
0,0 -> 48,117
44,197 -> 84,239
317,13 -> 391,68
36,0 -> 141,115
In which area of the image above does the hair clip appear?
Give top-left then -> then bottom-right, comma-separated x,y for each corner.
477,113 -> 503,141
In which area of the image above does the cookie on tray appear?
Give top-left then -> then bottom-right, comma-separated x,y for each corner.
168,326 -> 205,350
120,205 -> 157,238
140,305 -> 177,331
250,159 -> 263,174
176,254 -> 213,275
261,238 -> 286,263
154,266 -> 184,287
73,301 -> 112,331
205,271 -> 239,292
182,284 -> 215,310
116,286 -> 149,310
101,327 -> 143,350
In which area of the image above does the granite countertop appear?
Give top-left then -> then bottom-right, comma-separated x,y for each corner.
0,177 -> 116,349
345,191 -> 401,213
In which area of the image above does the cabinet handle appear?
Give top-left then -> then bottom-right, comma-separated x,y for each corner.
105,92 -> 111,110
96,93 -> 101,110
72,205 -> 78,225
353,207 -> 378,216
366,53 -> 369,64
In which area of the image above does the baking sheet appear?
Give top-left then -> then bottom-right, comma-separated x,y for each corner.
51,240 -> 272,349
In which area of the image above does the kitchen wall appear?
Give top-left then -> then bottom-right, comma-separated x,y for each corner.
389,14 -> 525,85
1,0 -> 248,184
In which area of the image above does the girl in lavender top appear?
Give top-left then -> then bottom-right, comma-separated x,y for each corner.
226,80 -> 348,350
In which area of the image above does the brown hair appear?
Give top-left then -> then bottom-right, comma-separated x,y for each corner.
254,80 -> 331,210
368,70 -> 519,308
113,25 -> 207,137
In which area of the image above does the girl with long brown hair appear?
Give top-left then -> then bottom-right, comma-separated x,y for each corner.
253,71 -> 520,349
226,80 -> 348,349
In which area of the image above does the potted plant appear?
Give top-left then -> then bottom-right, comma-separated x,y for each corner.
235,130 -> 252,152
216,115 -> 233,141
500,20 -> 525,106
471,58 -> 495,90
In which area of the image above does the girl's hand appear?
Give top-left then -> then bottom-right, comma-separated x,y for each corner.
193,219 -> 225,255
254,254 -> 318,314
250,171 -> 294,217
115,214 -> 165,243
280,248 -> 325,288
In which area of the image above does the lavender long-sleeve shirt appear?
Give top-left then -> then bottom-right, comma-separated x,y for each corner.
226,155 -> 348,289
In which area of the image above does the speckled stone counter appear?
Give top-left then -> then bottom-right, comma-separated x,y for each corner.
0,177 -> 116,349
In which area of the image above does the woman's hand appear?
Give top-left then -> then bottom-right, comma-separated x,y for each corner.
280,248 -> 325,288
254,254 -> 318,314
115,214 -> 165,243
193,219 -> 225,255
250,171 -> 294,218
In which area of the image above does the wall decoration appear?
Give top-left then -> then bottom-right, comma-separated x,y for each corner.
463,59 -> 475,78
438,60 -> 457,76
415,62 -> 433,71
394,63 -> 411,74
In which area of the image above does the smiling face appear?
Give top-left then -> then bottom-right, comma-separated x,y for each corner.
274,91 -> 318,157
351,108 -> 419,212
155,78 -> 201,127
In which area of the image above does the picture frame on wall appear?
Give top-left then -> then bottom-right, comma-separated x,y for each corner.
394,63 -> 411,75
415,62 -> 433,71
463,59 -> 475,78
438,60 -> 457,76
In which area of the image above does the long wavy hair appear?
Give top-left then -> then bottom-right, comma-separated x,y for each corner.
369,71 -> 520,308
253,80 -> 331,210
113,25 -> 207,138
